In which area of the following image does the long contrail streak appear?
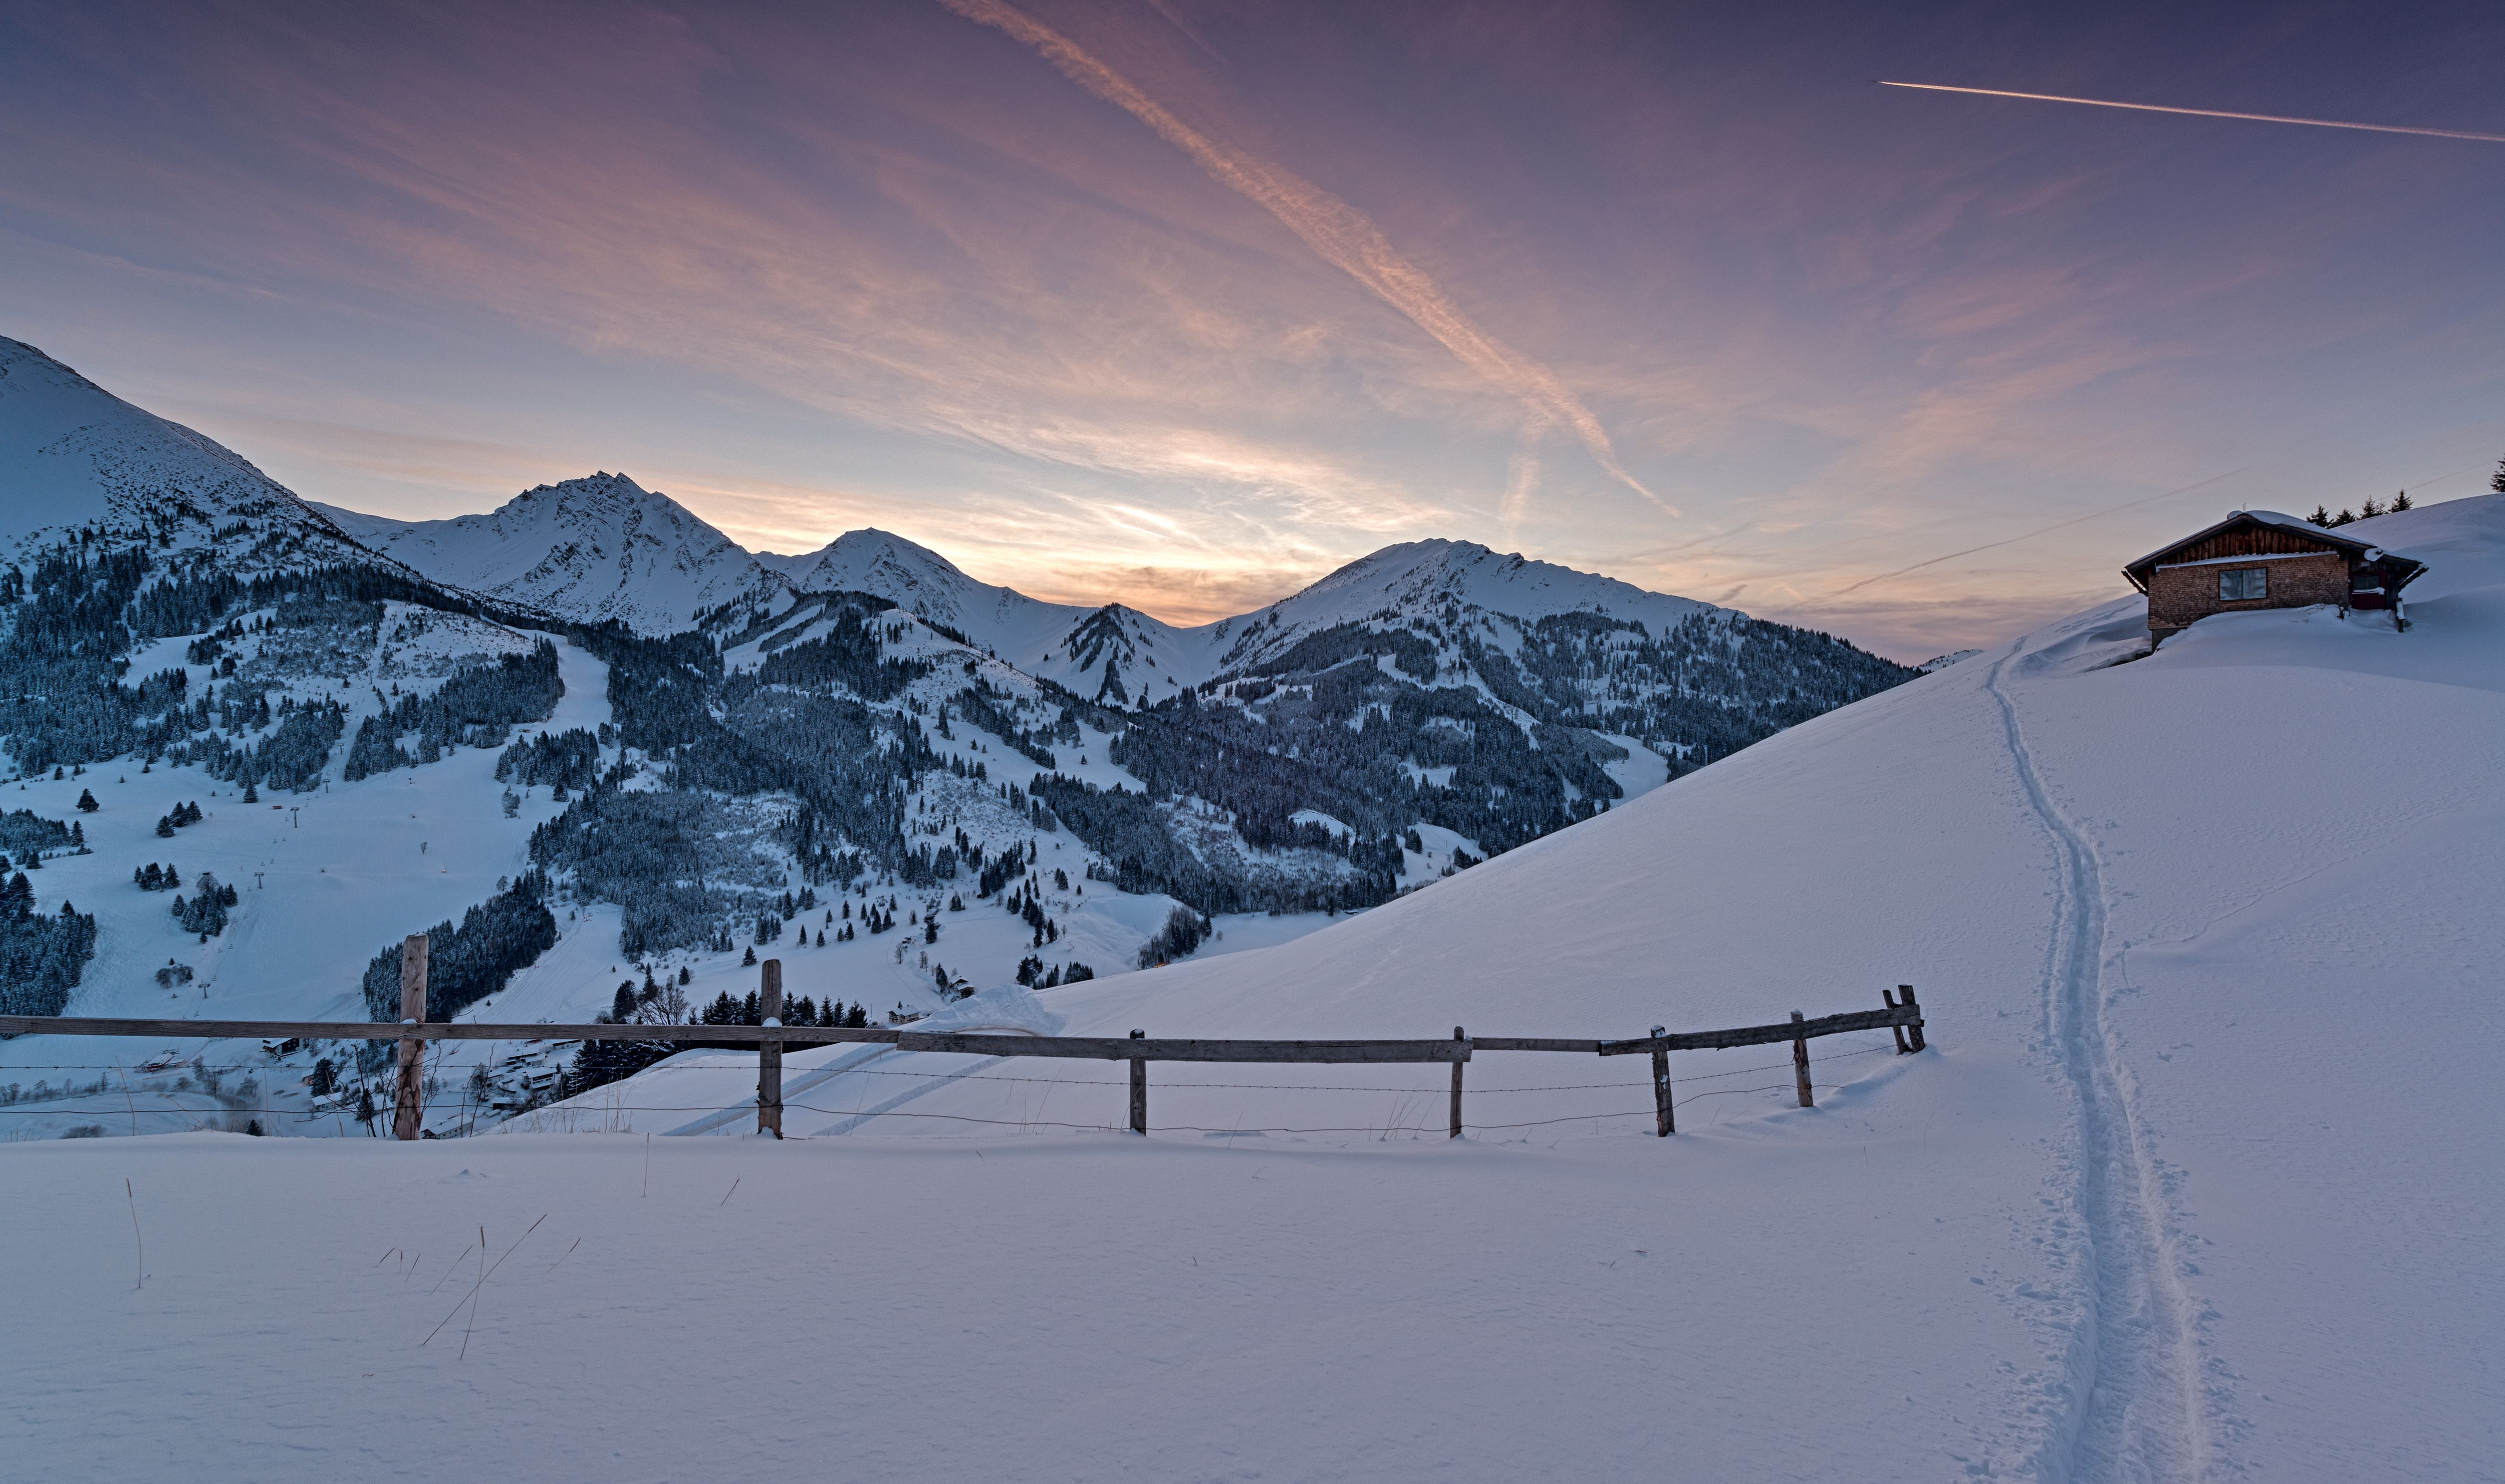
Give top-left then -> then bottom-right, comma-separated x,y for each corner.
1817,468 -> 2249,604
942,0 -> 1675,515
1879,81 -> 2505,145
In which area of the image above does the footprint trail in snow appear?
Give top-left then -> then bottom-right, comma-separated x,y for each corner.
1989,647 -> 2213,1482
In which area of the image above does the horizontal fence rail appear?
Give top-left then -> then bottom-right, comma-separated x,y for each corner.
1596,1004 -> 1923,1055
2,949 -> 1928,1142
895,1032 -> 1470,1063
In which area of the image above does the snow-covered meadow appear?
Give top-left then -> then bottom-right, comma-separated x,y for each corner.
6,496 -> 2500,1480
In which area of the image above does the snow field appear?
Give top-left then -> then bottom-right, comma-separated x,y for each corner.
7,496 -> 2498,1481
2,1115 -> 2053,1483
506,495 -> 2503,1479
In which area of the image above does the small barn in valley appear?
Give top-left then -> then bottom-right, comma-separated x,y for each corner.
2124,510 -> 2427,648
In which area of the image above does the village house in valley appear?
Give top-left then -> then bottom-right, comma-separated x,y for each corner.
2124,510 -> 2428,648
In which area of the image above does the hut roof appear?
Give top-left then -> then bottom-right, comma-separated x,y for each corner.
2123,510 -> 2427,593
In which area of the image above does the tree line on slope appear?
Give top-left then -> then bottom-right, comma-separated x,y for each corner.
358,870 -> 558,1023
343,641 -> 563,779
0,871 -> 98,1019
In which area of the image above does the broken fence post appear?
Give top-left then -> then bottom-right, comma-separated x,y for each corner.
1791,1010 -> 1813,1109
1650,1025 -> 1673,1136
393,933 -> 427,1141
1899,984 -> 1926,1052
1129,1030 -> 1147,1135
1884,988 -> 1910,1054
1449,1026 -> 1464,1139
758,958 -> 783,1139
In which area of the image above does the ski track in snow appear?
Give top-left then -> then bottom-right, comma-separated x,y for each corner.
1987,646 -> 2210,1483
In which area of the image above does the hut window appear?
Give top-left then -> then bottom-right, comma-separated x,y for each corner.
2219,568 -> 2267,601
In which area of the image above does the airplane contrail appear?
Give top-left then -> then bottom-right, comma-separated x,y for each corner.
1816,467 -> 2249,604
1879,81 -> 2505,145
940,0 -> 1675,516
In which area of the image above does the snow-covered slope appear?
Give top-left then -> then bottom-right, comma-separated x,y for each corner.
8,501 -> 2491,1481
0,337 -> 377,573
545,494 -> 2504,1479
315,474 -> 787,635
764,528 -> 1242,704
760,528 -> 1046,633
1208,537 -> 1716,673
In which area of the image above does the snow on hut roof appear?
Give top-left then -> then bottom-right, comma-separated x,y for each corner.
2123,509 -> 2426,583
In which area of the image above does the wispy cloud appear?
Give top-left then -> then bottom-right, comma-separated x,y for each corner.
936,0 -> 1674,519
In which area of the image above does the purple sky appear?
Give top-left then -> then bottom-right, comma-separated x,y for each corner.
5,1 -> 2500,659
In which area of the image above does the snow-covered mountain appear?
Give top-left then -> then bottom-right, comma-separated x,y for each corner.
0,337 -> 381,575
1208,538 -> 1712,672
757,531 -> 1739,708
0,342 -> 1906,1116
315,473 -> 786,635
757,529 -> 1199,697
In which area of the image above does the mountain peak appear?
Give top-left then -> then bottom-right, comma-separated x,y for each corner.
762,527 -> 974,593
512,470 -> 651,507
0,336 -> 375,570
333,469 -> 785,633
1212,537 -> 1715,676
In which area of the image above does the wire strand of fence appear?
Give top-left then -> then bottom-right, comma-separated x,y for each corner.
0,1041 -> 1894,1091
16,1074 -> 1861,1132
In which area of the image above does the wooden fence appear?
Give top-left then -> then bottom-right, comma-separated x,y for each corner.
1,938 -> 1928,1141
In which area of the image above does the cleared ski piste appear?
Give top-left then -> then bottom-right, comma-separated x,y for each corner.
7,497 -> 2501,1481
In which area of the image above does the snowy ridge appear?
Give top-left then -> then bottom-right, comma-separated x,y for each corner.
316,473 -> 788,636
751,532 -> 1748,708
1213,538 -> 1718,674
761,528 -> 1034,635
759,529 -> 1207,700
0,337 -> 379,574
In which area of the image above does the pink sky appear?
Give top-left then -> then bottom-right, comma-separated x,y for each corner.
3,1 -> 2500,659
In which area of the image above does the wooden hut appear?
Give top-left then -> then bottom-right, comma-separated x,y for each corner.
2123,510 -> 2427,648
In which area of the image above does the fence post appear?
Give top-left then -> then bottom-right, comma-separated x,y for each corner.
1649,1025 -> 1673,1136
1449,1026 -> 1464,1139
758,958 -> 783,1139
1129,1029 -> 1146,1135
1791,1010 -> 1813,1108
1898,985 -> 1926,1052
1883,988 -> 1910,1054
393,934 -> 427,1141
